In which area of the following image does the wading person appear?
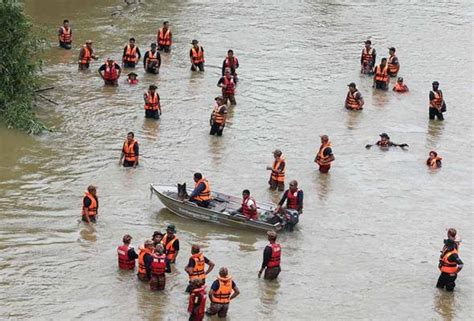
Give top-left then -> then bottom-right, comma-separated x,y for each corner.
275,180 -> 303,231
209,97 -> 227,136
152,231 -> 164,247
127,72 -> 138,84
387,47 -> 400,77
78,40 -> 98,70
188,279 -> 207,321
206,267 -> 240,318
58,19 -> 72,49
137,240 -> 155,281
373,58 -> 390,90
393,77 -> 409,92
98,58 -> 121,86
150,244 -> 171,291
360,40 -> 376,74
82,185 -> 98,223
426,151 -> 442,169
117,234 -> 138,270
258,231 -> 281,280
143,84 -> 161,119
234,189 -> 258,220
161,225 -> 179,263
119,132 -> 139,168
441,228 -> 461,253
157,21 -> 172,52
143,43 -> 161,74
190,39 -> 205,71
222,49 -> 239,76
122,37 -> 141,68
217,68 -> 238,105
189,173 -> 212,208
365,133 -> 408,149
267,149 -> 285,191
314,135 -> 335,173
185,245 -> 215,292
429,81 -> 446,121
345,82 -> 364,110
437,238 -> 463,292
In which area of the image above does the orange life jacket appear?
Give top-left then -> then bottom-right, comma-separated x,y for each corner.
242,196 -> 257,220
430,90 -> 443,108
83,192 -> 97,217
346,90 -> 362,110
123,139 -> 137,162
138,248 -> 152,277
222,76 -> 236,95
158,28 -> 171,46
439,249 -> 458,274
124,45 -> 138,63
161,235 -> 179,262
80,45 -> 92,64
428,156 -> 442,168
117,244 -> 136,270
374,64 -> 389,83
224,56 -> 238,69
59,26 -> 71,43
267,243 -> 281,268
151,253 -> 167,275
393,82 -> 408,92
103,62 -> 119,80
387,55 -> 399,76
212,276 -> 233,304
271,157 -> 285,183
191,46 -> 205,64
189,253 -> 206,281
194,178 -> 211,202
212,105 -> 226,124
188,285 -> 207,314
144,92 -> 160,111
286,189 -> 300,210
317,143 -> 332,166
361,47 -> 374,65
145,50 -> 159,66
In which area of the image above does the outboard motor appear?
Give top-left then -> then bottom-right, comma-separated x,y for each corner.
284,209 -> 299,231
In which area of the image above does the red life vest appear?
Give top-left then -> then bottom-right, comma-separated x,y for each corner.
127,78 -> 138,84
242,196 -> 257,219
117,245 -> 136,270
60,26 -> 72,43
222,76 -> 235,95
361,47 -> 374,65
430,90 -> 443,108
287,189 -> 300,210
188,285 -> 207,314
151,253 -> 167,275
146,50 -> 159,66
267,243 -> 281,268
224,57 -> 238,69
104,62 -> 119,80
346,90 -> 362,110
80,45 -> 92,64
393,82 -> 408,92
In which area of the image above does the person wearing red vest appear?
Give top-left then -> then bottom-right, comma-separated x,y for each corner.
157,21 -> 172,52
426,151 -> 442,169
267,149 -> 286,191
190,39 -> 205,72
98,58 -> 122,86
373,58 -> 390,90
345,82 -> 364,110
436,239 -> 463,291
137,240 -> 155,281
78,40 -> 98,70
122,38 -> 141,68
429,81 -> 446,121
315,135 -> 335,173
149,244 -> 171,291
188,279 -> 207,321
206,267 -> 240,318
161,225 -> 179,263
275,180 -> 303,231
185,245 -> 215,292
258,231 -> 281,280
58,19 -> 72,49
143,85 -> 161,119
387,47 -> 400,77
119,132 -> 139,168
360,40 -> 376,74
392,77 -> 409,92
143,43 -> 161,74
217,68 -> 238,105
210,96 -> 227,136
222,49 -> 239,76
82,185 -> 98,223
117,234 -> 138,270
235,189 -> 258,220
127,72 -> 138,84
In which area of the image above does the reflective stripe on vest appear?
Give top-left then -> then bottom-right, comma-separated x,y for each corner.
362,48 -> 374,64
158,28 -> 171,46
212,276 -> 232,304
346,90 -> 361,109
431,91 -> 443,108
124,45 -> 138,63
267,243 -> 281,268
224,57 -> 238,69
144,92 -> 160,110
138,248 -> 152,276
387,55 -> 399,75
194,179 -> 211,202
162,235 -> 178,262
287,189 -> 300,210
60,26 -> 71,43
222,76 -> 235,94
393,83 -> 407,92
440,249 -> 458,274
317,143 -> 332,165
189,253 -> 206,280
242,197 -> 257,218
151,253 -> 167,275
271,158 -> 285,182
212,105 -> 225,124
83,192 -> 97,216
146,50 -> 159,64
191,47 -> 204,64
123,139 -> 137,162
104,62 -> 118,80
374,65 -> 389,82
118,245 -> 136,269
80,45 -> 91,64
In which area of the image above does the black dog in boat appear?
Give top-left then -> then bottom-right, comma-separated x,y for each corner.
177,183 -> 188,200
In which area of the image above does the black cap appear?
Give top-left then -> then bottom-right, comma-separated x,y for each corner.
149,84 -> 157,90
379,133 -> 390,139
432,81 -> 439,86
397,77 -> 403,81
191,39 -> 198,44
150,43 -> 157,47
388,47 -> 396,51
365,40 -> 372,44
127,72 -> 137,77
152,231 -> 163,238
347,82 -> 356,88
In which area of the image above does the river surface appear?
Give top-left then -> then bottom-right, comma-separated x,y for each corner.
0,0 -> 472,320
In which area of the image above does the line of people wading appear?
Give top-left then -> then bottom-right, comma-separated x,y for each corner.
63,15 -> 462,319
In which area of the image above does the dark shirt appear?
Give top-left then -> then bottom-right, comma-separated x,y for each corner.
187,256 -> 210,268
122,45 -> 142,59
98,63 -> 121,72
261,245 -> 273,269
272,160 -> 285,174
122,141 -> 139,156
376,141 -> 397,147
323,147 -> 333,157
190,182 -> 206,199
446,253 -> 463,266
143,50 -> 161,68
217,76 -> 238,86
164,236 -> 180,252
278,189 -> 304,211
211,279 -> 237,291
144,253 -> 153,279
128,248 -> 139,260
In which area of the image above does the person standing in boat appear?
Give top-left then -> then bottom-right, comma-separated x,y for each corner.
185,245 -> 215,292
161,225 -> 179,263
189,173 -> 212,208
258,231 -> 281,280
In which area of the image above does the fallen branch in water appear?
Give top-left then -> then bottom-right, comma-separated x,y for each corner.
37,94 -> 59,105
35,86 -> 55,93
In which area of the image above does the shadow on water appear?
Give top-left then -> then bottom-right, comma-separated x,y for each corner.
208,135 -> 225,166
371,90 -> 391,108
142,117 -> 161,143
345,109 -> 362,130
79,223 -> 97,242
257,278 -> 281,319
426,120 -> 445,146
434,290 -> 456,321
313,171 -> 332,202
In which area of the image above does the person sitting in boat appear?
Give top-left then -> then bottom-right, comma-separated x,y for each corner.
233,189 -> 258,220
189,173 -> 211,208
275,180 -> 303,231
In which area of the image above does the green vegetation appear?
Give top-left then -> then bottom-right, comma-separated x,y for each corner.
0,0 -> 46,134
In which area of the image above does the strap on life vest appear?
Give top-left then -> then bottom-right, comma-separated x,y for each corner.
212,105 -> 225,124
346,90 -> 361,109
430,91 -> 443,108
83,192 -> 97,216
191,47 -> 204,64
60,26 -> 71,43
439,250 -> 458,274
123,139 -> 137,162
212,276 -> 233,304
374,65 -> 389,82
271,158 -> 285,182
144,92 -> 160,111
267,243 -> 281,268
194,179 -> 211,201
158,28 -> 171,46
124,45 -> 138,63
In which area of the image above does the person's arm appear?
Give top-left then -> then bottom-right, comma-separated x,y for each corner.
58,28 -> 63,42
185,258 -> 195,275
217,77 -> 225,88
258,246 -> 272,277
201,47 -> 204,61
209,280 -> 219,299
78,47 -> 85,62
235,58 -> 239,69
165,258 -> 171,273
360,49 -> 364,65
143,52 -> 148,69
205,257 -> 215,275
274,161 -> 285,175
357,93 -> 365,108
372,67 -> 377,87
119,142 -> 125,164
157,52 -> 161,68
390,142 -> 409,148
297,190 -> 304,213
115,63 -> 122,78
144,254 -> 153,280
189,49 -> 195,66
324,148 -> 335,163
189,183 -> 205,199
275,191 -> 288,212
136,47 -> 141,60
372,49 -> 376,66
98,65 -> 105,79
220,108 -> 227,127
173,239 -> 179,260
128,248 -> 139,260
222,60 -> 226,76
122,46 -> 128,61
82,196 -> 91,223
133,143 -> 139,167
230,282 -> 240,300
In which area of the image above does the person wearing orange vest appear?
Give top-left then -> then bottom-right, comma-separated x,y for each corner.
315,135 -> 335,173
189,173 -> 212,208
82,185 -> 98,223
117,234 -> 138,270
161,225 -> 180,263
127,72 -> 138,84
210,96 -> 227,136
365,133 -> 409,149
387,47 -> 400,77
360,40 -> 376,74
143,84 -> 161,119
78,40 -> 98,70
122,38 -> 141,68
119,132 -> 139,168
429,81 -> 446,121
157,21 -> 172,52
98,58 -> 122,86
373,58 -> 390,90
345,82 -> 365,110
206,267 -> 240,318
426,151 -> 442,169
137,240 -> 155,281
188,278 -> 207,321
258,231 -> 281,280
143,43 -> 161,74
392,77 -> 409,92
185,245 -> 215,292
149,244 -> 171,291
222,49 -> 239,76
190,39 -> 205,72
267,149 -> 286,191
436,239 -> 463,291
58,19 -> 72,49
218,68 -> 238,105
234,189 -> 258,220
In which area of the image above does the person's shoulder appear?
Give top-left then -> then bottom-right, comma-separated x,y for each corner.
211,279 -> 219,289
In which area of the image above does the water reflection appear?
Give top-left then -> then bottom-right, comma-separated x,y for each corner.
345,109 -> 362,130
426,120 -> 445,146
434,290 -> 456,321
79,223 -> 97,242
314,171 -> 332,202
257,278 -> 280,320
371,90 -> 391,108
